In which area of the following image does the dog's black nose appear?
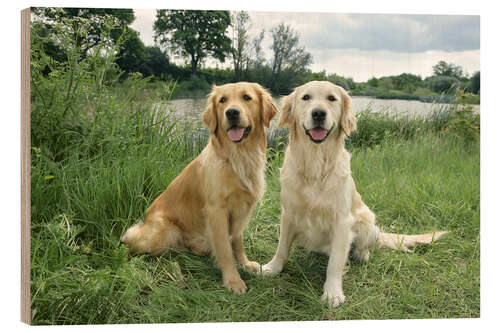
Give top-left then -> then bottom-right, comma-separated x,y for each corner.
225,108 -> 240,122
312,109 -> 326,122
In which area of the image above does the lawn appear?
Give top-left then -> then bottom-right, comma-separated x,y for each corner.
30,120 -> 479,324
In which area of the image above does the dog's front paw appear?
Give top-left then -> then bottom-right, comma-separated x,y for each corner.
243,261 -> 261,273
261,261 -> 282,277
321,289 -> 346,308
223,277 -> 247,294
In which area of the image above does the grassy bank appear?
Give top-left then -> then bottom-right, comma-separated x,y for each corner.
30,85 -> 480,323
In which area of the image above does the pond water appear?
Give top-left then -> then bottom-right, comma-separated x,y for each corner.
157,96 -> 480,127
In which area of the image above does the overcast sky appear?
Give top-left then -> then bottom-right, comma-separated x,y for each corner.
131,9 -> 480,82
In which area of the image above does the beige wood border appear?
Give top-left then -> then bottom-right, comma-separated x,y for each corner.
21,7 -> 31,325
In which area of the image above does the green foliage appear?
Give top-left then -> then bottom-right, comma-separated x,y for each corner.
31,14 -> 124,161
466,71 -> 480,94
154,10 -> 232,74
367,77 -> 379,87
30,13 -> 479,324
137,46 -> 171,79
424,75 -> 460,94
31,110 -> 480,323
445,91 -> 480,142
32,7 -> 135,62
433,60 -> 465,79
230,11 -> 252,81
114,27 -> 148,76
269,22 -> 312,94
346,106 -> 452,150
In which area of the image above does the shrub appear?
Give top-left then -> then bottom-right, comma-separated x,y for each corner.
445,91 -> 480,142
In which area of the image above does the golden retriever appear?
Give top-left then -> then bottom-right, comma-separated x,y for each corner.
121,82 -> 277,294
261,81 -> 447,307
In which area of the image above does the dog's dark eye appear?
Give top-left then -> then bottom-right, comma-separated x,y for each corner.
243,94 -> 251,101
302,94 -> 310,101
328,95 -> 336,102
219,97 -> 226,103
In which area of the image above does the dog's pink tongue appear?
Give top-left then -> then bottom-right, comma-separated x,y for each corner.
309,128 -> 328,141
227,127 -> 245,142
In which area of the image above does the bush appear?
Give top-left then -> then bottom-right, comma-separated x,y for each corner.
425,75 -> 460,94
445,91 -> 480,142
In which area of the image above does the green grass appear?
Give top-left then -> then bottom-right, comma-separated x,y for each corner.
30,124 -> 479,324
29,18 -> 479,324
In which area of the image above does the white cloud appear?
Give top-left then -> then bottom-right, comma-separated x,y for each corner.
130,9 -> 156,46
130,9 -> 480,81
310,49 -> 480,81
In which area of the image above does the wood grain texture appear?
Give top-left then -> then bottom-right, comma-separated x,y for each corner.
21,7 -> 31,325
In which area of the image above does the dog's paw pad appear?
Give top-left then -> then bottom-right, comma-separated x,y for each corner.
321,290 -> 346,308
261,263 -> 281,277
224,278 -> 247,294
244,261 -> 261,273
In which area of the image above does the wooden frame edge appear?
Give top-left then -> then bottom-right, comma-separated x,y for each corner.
21,7 -> 31,325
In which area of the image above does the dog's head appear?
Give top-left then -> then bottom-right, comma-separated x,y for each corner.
202,82 -> 277,144
278,81 -> 356,144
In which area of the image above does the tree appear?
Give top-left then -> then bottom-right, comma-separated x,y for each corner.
138,46 -> 171,79
251,29 -> 266,68
433,60 -> 464,79
378,77 -> 394,91
32,7 -> 135,61
269,23 -> 312,93
230,11 -> 252,81
114,27 -> 147,75
367,77 -> 379,88
467,71 -> 480,94
425,76 -> 459,93
154,10 -> 232,75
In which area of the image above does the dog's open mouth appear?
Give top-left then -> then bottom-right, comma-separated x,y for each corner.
305,126 -> 331,144
227,126 -> 251,142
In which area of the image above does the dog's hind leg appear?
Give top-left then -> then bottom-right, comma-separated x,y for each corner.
121,214 -> 184,256
351,204 -> 379,263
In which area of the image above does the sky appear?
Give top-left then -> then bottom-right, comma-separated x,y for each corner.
131,9 -> 480,82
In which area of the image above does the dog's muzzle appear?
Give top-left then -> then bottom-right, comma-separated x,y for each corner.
304,109 -> 331,143
225,108 -> 251,142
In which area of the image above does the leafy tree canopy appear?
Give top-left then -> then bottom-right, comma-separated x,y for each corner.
433,60 -> 465,79
154,10 -> 232,75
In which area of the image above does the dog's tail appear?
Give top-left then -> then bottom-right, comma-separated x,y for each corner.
376,230 -> 449,252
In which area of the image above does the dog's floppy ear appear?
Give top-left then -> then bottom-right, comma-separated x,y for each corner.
256,84 -> 278,128
277,91 -> 295,128
202,86 -> 218,134
340,88 -> 357,136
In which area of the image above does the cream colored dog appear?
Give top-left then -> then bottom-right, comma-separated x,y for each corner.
261,81 -> 447,307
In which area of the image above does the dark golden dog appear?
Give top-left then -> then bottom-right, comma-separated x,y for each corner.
122,82 -> 277,293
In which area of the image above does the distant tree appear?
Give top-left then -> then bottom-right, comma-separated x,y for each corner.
230,11 -> 252,81
327,73 -> 355,90
433,60 -> 465,79
246,29 -> 268,85
367,77 -> 379,88
251,29 -> 266,68
154,10 -> 232,75
269,23 -> 312,93
425,76 -> 459,93
467,71 -> 480,94
305,70 -> 328,82
114,27 -> 147,75
138,46 -> 171,79
378,77 -> 394,91
391,73 -> 422,90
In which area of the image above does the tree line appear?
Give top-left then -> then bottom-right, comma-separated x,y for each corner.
32,8 -> 480,96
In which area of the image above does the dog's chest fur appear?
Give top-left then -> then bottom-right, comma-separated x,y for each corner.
200,142 -> 266,202
280,141 -> 354,253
